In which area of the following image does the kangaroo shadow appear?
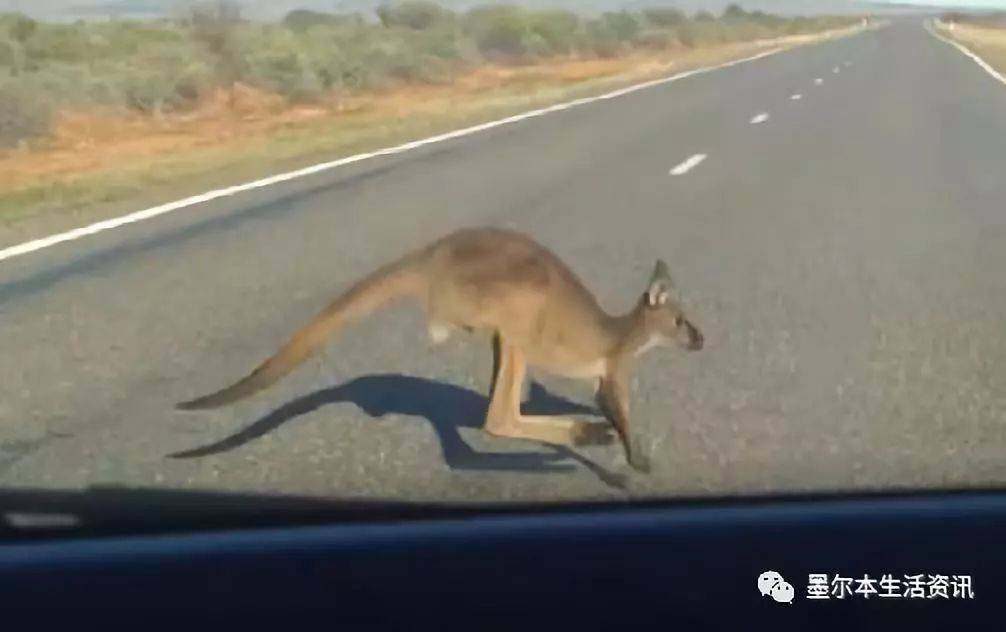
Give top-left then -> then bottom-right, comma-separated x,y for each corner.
171,374 -> 628,489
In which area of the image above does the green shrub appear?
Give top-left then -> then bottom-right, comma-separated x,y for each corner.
300,23 -> 383,90
465,6 -> 531,61
674,22 -> 696,48
24,24 -> 93,64
691,21 -> 734,46
1,13 -> 37,43
15,62 -> 98,106
415,25 -> 481,64
305,26 -> 443,91
634,29 -> 678,51
376,2 -> 453,31
523,32 -> 553,60
0,84 -> 52,148
283,9 -> 364,32
284,9 -> 329,31
722,4 -> 748,21
122,69 -> 174,112
118,42 -> 214,112
527,10 -> 580,55
96,21 -> 185,58
186,1 -> 242,51
600,11 -> 641,44
184,1 -> 244,84
0,36 -> 20,70
241,28 -> 323,102
583,18 -> 621,58
786,17 -> 812,34
642,8 -> 686,27
748,10 -> 784,28
361,39 -> 439,85
298,24 -> 349,91
0,5 -> 858,124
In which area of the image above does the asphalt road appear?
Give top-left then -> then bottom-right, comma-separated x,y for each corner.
1,20 -> 1004,503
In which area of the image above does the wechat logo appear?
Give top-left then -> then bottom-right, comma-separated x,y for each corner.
758,570 -> 795,604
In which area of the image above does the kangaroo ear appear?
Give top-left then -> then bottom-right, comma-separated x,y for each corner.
653,259 -> 672,282
646,259 -> 673,307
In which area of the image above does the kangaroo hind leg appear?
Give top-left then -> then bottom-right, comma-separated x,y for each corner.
483,336 -> 612,447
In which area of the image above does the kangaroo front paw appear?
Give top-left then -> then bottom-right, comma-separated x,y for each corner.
627,440 -> 651,473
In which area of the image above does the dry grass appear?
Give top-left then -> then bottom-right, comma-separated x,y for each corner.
0,25 -> 860,241
940,22 -> 1006,74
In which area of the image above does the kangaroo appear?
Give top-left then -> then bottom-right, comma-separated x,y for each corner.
177,227 -> 703,472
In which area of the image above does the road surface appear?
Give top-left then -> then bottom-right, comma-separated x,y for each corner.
1,20 -> 1004,502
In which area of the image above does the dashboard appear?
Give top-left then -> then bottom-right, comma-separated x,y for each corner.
0,488 -> 999,628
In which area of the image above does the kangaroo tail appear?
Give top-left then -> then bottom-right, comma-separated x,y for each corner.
176,250 -> 428,410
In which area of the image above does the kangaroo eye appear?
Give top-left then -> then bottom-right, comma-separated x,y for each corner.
674,315 -> 684,327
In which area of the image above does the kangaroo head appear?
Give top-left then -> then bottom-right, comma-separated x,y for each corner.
640,259 -> 703,352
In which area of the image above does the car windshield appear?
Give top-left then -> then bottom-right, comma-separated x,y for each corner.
0,0 -> 1003,516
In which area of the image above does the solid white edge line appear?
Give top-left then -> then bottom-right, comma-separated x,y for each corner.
750,112 -> 770,124
0,46 -> 794,265
926,20 -> 1006,88
669,153 -> 708,176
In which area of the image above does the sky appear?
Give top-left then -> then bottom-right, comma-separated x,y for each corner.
3,0 -> 1005,22
880,0 -> 1005,7
883,0 -> 1005,5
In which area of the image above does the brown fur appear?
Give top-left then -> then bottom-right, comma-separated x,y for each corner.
177,227 -> 703,472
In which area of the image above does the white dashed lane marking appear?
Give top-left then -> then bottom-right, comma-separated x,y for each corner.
750,112 -> 770,124
670,154 -> 708,176
791,94 -> 803,100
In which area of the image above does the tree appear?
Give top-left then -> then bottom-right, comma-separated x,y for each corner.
723,4 -> 748,20
185,1 -> 244,86
8,14 -> 37,43
584,18 -> 620,58
376,2 -> 452,31
284,9 -> 335,31
527,10 -> 580,54
642,8 -> 685,27
465,6 -> 531,61
601,11 -> 640,43
187,0 -> 242,56
0,86 -> 51,148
